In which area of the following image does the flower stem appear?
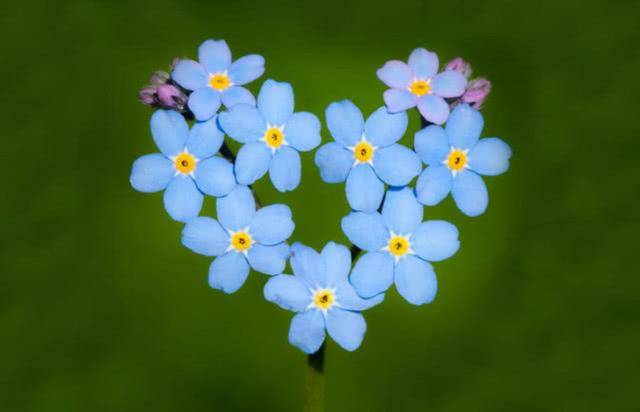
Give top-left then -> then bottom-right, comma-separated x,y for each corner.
304,343 -> 326,412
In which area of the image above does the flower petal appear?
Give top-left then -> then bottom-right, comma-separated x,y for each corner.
163,175 -> 203,222
181,217 -> 229,256
382,186 -> 423,234
326,309 -> 366,352
417,94 -> 450,125
325,100 -> 364,147
376,60 -> 412,88
341,211 -> 388,252
234,142 -> 272,185
288,310 -> 326,354
314,143 -> 353,183
250,204 -> 295,245
193,156 -> 236,197
345,164 -> 385,212
414,125 -> 449,166
415,165 -> 452,206
364,106 -> 408,147
383,89 -> 418,113
445,103 -> 484,149
188,87 -> 221,121
373,144 -> 421,187
320,242 -> 351,285
186,115 -> 224,159
431,71 -> 467,98
290,243 -> 326,287
350,251 -> 395,298
408,48 -> 439,79
468,137 -> 512,176
248,243 -> 290,275
284,112 -> 321,152
216,185 -> 256,231
199,39 -> 231,74
172,59 -> 208,90
228,54 -> 265,85
258,79 -> 294,125
269,146 -> 301,192
218,104 -> 266,144
264,274 -> 310,312
395,256 -> 437,305
150,109 -> 189,156
451,170 -> 488,217
221,86 -> 256,108
208,252 -> 250,294
411,220 -> 460,262
335,281 -> 384,311
130,154 -> 174,192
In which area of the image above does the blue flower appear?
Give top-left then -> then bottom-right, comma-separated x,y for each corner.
414,104 -> 512,217
130,110 -> 236,222
342,187 -> 460,305
377,47 -> 467,125
181,186 -> 294,293
264,242 -> 383,354
172,39 -> 265,121
314,100 -> 421,212
218,79 -> 322,192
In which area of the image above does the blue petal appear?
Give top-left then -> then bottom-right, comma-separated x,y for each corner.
350,251 -> 395,298
394,256 -> 437,305
414,125 -> 449,165
269,146 -> 301,192
445,104 -> 484,149
320,242 -> 351,285
258,79 -> 294,125
193,156 -> 236,197
234,142 -> 272,185
150,110 -> 189,156
383,89 -> 417,113
284,112 -> 321,152
221,86 -> 256,108
290,243 -> 326,288
325,100 -> 364,147
188,87 -> 221,121
130,154 -> 174,193
326,309 -> 366,352
288,310 -> 326,354
216,185 -> 256,230
186,116 -> 224,159
172,59 -> 207,90
408,48 -> 439,79
250,204 -> 294,245
364,106 -> 408,147
335,281 -> 384,311
376,60 -> 412,88
218,104 -> 266,144
341,211 -> 388,252
181,217 -> 229,256
208,252 -> 250,294
431,71 -> 467,98
411,220 -> 460,262
314,143 -> 353,183
417,94 -> 450,125
468,137 -> 512,176
228,54 -> 265,85
198,39 -> 231,74
248,243 -> 290,275
264,274 -> 310,312
346,164 -> 384,212
451,170 -> 488,217
373,144 -> 421,187
163,175 -> 203,222
415,165 -> 452,206
382,186 -> 423,234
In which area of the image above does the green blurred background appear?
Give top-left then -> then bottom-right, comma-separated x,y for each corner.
3,0 -> 639,410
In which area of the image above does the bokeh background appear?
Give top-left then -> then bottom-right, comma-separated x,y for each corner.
3,0 -> 639,410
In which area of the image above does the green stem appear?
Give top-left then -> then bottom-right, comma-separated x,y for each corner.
303,344 -> 325,412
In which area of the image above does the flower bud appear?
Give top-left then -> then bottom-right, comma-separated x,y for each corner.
157,84 -> 187,109
444,57 -> 472,78
462,78 -> 491,109
149,70 -> 170,86
138,87 -> 157,105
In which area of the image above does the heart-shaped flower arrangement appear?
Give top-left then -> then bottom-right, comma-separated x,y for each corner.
132,39 -> 511,356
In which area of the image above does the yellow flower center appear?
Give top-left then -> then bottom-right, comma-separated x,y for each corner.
410,79 -> 431,96
209,73 -> 231,91
446,149 -> 468,171
264,127 -> 284,149
354,141 -> 374,163
174,152 -> 196,174
231,232 -> 252,252
313,289 -> 335,310
388,236 -> 410,257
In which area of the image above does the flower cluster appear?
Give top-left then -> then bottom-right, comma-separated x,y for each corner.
131,40 -> 511,354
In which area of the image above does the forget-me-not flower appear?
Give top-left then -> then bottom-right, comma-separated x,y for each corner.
130,110 -> 236,222
181,185 -> 294,293
377,48 -> 467,125
414,104 -> 512,217
314,100 -> 421,212
342,187 -> 460,305
218,79 -> 321,192
172,39 -> 265,121
264,242 -> 383,354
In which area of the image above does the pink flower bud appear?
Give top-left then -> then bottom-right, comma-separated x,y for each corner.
444,57 -> 472,78
462,78 -> 491,109
157,84 -> 187,109
138,87 -> 157,105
